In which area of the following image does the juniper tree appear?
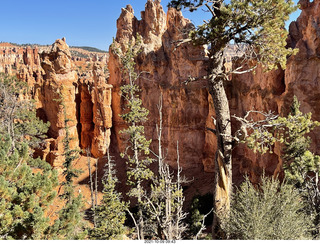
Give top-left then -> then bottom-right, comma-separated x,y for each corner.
111,38 -> 153,240
89,149 -> 127,240
168,0 -> 297,234
0,74 -> 58,240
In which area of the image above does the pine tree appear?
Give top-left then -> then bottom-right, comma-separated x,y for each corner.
89,149 -> 127,240
0,74 -> 58,240
280,96 -> 320,236
111,37 -> 153,240
241,96 -> 320,237
49,88 -> 86,240
168,0 -> 297,233
280,96 -> 320,186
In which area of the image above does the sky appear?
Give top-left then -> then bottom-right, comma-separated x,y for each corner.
0,0 -> 301,51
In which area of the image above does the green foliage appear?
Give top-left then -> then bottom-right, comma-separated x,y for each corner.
114,37 -> 153,239
49,91 -> 85,240
0,73 -> 50,152
242,97 -> 320,237
115,39 -> 153,195
223,175 -> 312,240
0,151 -> 58,240
245,128 -> 277,154
89,154 -> 127,240
245,97 -> 320,157
280,96 -> 320,186
70,50 -> 89,59
70,46 -> 106,53
279,96 -> 320,236
0,74 -> 58,240
188,194 -> 213,238
168,0 -> 297,70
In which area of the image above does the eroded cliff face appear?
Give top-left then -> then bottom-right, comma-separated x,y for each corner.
284,0 -> 320,153
4,39 -> 112,168
223,0 -> 320,183
109,0 -> 213,190
108,0 -> 320,187
108,0 -> 285,189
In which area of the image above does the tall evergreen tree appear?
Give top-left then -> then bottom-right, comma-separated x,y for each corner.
281,96 -> 320,185
111,37 -> 153,240
168,0 -> 297,234
89,149 -> 127,240
49,87 -> 85,240
0,74 -> 58,240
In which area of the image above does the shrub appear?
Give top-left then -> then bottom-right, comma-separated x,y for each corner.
223,175 -> 312,240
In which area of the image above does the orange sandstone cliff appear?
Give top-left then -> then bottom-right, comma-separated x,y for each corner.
108,1 -> 214,195
108,0 -> 320,187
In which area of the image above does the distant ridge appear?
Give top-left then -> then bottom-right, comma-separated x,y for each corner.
0,42 -> 106,53
70,46 -> 106,53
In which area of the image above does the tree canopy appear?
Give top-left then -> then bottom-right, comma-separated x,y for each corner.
169,0 -> 297,70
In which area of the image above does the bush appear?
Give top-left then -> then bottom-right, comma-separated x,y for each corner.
223,175 -> 312,240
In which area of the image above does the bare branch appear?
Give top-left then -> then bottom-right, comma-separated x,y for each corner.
229,65 -> 257,75
172,38 -> 192,51
205,3 -> 215,17
126,208 -> 141,240
183,75 -> 207,85
195,208 -> 214,240
206,127 -> 216,135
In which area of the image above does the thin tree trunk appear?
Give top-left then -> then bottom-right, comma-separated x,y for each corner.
208,51 -> 233,238
134,136 -> 144,240
95,157 -> 98,209
87,148 -> 96,227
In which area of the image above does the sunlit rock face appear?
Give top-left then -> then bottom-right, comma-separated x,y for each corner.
109,1 -> 210,175
11,38 -> 111,168
109,0 -> 320,187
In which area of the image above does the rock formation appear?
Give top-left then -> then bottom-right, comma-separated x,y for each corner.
108,0 -> 320,187
0,39 -> 112,168
228,0 -> 320,183
38,38 -> 80,167
80,62 -> 112,158
109,1 -> 209,176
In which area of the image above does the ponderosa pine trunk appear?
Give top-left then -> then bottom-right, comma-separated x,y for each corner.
208,50 -> 233,238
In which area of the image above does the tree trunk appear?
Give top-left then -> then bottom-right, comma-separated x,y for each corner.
208,51 -> 233,238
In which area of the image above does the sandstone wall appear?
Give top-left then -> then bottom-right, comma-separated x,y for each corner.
3,39 -> 113,168
108,0 -> 320,187
109,1 -> 209,172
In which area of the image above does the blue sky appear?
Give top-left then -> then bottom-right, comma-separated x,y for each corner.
0,0 -> 301,51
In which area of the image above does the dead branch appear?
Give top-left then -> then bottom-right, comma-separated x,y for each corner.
195,208 -> 214,240
172,38 -> 192,52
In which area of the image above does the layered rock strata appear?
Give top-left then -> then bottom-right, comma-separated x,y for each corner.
109,0 -> 210,179
5,39 -> 112,168
109,0 -> 320,187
